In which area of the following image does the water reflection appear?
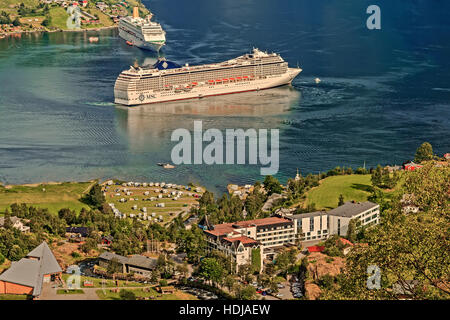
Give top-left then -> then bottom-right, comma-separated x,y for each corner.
118,86 -> 300,115
114,86 -> 300,153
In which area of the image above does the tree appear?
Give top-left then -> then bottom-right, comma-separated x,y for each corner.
346,218 -> 357,243
198,257 -> 225,286
176,263 -> 189,278
338,194 -> 345,206
12,17 -> 21,26
0,252 -> 5,265
81,237 -> 97,254
235,284 -> 256,300
414,142 -> 433,163
86,183 -> 105,209
371,165 -> 383,187
42,16 -> 51,27
238,263 -> 252,282
251,248 -> 261,274
150,269 -> 159,283
58,208 -> 77,225
224,275 -> 236,293
263,175 -> 283,195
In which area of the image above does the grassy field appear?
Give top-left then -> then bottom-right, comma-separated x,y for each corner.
96,287 -> 198,300
57,289 -> 85,294
104,182 -> 202,225
48,6 -> 70,30
61,273 -> 149,288
0,181 -> 94,215
305,174 -> 373,210
89,8 -> 114,27
0,294 -> 31,300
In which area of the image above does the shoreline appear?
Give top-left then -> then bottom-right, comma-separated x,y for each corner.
0,25 -> 118,38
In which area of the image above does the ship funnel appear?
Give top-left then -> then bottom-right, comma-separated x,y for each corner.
133,7 -> 139,19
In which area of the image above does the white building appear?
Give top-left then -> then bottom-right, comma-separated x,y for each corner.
291,211 -> 329,241
0,216 -> 30,233
203,216 -> 296,272
289,201 -> 380,240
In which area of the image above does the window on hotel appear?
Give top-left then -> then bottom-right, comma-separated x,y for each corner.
310,217 -> 314,231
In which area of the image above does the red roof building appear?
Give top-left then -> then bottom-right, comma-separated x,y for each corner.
404,162 -> 423,171
307,245 -> 324,253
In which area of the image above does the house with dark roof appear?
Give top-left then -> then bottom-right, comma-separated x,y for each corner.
66,227 -> 90,237
98,252 -> 157,278
0,242 -> 62,299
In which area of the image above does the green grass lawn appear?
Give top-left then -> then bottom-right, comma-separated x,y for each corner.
57,289 -> 85,294
0,294 -> 31,300
305,174 -> 373,210
0,181 -> 94,215
0,0 -> 38,8
48,6 -> 70,30
96,287 -> 198,300
62,273 -> 148,288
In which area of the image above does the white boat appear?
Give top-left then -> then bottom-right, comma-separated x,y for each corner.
114,48 -> 302,105
118,7 -> 166,52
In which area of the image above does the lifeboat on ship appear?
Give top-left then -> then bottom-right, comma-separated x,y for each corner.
126,40 -> 133,46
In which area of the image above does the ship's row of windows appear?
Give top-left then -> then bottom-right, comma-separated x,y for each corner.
131,67 -> 286,90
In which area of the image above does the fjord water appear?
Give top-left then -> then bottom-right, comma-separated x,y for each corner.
0,0 -> 449,194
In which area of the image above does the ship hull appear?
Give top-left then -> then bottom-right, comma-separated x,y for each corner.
118,27 -> 164,52
115,68 -> 301,106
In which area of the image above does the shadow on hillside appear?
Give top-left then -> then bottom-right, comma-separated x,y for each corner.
350,183 -> 374,193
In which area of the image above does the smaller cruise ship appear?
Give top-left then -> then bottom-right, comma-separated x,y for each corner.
118,7 -> 166,52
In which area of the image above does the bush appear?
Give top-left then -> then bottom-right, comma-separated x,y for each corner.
71,252 -> 81,258
119,289 -> 136,300
317,274 -> 334,289
0,253 -> 5,265
159,279 -> 168,287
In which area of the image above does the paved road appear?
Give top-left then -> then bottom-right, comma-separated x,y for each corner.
277,281 -> 294,300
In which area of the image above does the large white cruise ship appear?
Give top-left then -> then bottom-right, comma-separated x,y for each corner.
114,48 -> 302,106
118,7 -> 166,52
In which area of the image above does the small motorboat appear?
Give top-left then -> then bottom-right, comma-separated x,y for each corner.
126,40 -> 133,46
89,36 -> 99,43
157,163 -> 175,169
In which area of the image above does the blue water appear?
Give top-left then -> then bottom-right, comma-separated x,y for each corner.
0,0 -> 449,194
